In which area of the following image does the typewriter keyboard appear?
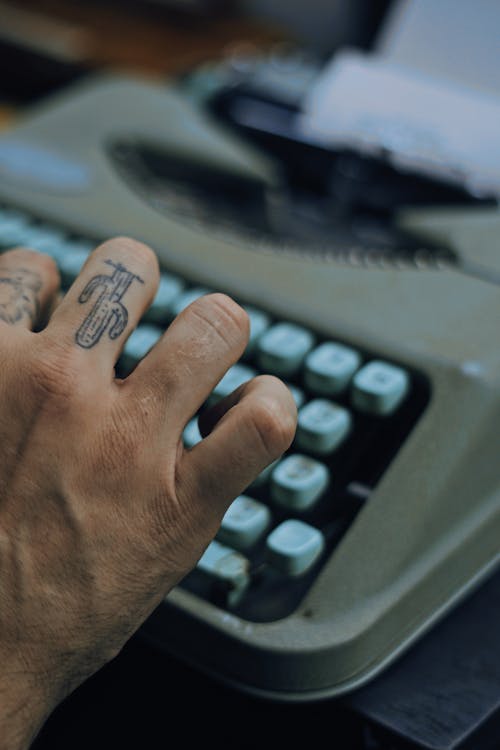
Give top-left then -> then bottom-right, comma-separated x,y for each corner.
0,207 -> 430,622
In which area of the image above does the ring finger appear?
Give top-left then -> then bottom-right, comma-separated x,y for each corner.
0,248 -> 60,331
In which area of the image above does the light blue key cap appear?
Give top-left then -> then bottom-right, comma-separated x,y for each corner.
197,540 -> 250,606
271,454 -> 329,511
0,213 -> 34,248
29,231 -> 93,270
352,360 -> 409,416
37,238 -> 76,265
304,342 -> 361,395
296,399 -> 352,455
120,324 -> 162,374
217,495 -> 271,550
266,519 -> 325,576
242,305 -> 270,356
46,237 -> 93,265
16,226 -> 66,253
183,418 -> 202,449
257,322 -> 315,376
249,458 -> 280,489
210,363 -> 257,405
0,221 -> 65,252
285,383 -> 306,409
170,287 -> 211,319
0,208 -> 28,223
58,242 -> 94,286
144,272 -> 185,324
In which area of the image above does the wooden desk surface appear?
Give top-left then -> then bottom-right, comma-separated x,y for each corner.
0,1 -> 288,130
0,106 -> 16,130
1,0 -> 287,79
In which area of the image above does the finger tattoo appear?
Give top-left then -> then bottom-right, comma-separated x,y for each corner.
0,267 -> 42,325
75,260 -> 143,349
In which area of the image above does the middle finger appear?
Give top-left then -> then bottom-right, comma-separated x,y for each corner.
46,237 -> 160,378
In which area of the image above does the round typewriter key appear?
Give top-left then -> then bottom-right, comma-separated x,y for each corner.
266,519 -> 325,576
257,322 -> 315,377
183,417 -> 202,449
170,287 -> 212,320
218,495 -> 271,550
296,399 -> 352,454
210,363 -> 257,405
352,360 -> 409,415
120,324 -> 162,374
242,305 -> 270,356
271,454 -> 329,511
304,341 -> 361,395
144,272 -> 185,324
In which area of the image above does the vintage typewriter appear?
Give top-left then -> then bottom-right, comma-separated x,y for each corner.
0,70 -> 498,700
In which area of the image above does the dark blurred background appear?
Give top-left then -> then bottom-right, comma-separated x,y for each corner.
0,0 -> 390,105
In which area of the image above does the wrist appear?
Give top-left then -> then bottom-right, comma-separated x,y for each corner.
0,662 -> 54,750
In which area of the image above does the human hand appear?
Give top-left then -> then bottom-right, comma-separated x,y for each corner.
0,238 -> 296,749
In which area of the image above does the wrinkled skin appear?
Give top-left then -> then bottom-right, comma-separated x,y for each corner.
0,239 -> 296,749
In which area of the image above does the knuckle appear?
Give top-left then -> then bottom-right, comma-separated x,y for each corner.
30,337 -> 81,404
248,388 -> 297,458
188,293 -> 249,348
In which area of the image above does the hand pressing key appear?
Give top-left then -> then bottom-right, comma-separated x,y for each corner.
0,238 -> 296,750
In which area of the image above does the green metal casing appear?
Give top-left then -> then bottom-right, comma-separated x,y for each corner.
0,78 -> 499,700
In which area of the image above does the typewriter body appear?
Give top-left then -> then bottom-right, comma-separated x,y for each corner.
0,77 -> 498,700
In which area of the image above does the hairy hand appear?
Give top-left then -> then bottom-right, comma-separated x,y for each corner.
0,239 -> 296,749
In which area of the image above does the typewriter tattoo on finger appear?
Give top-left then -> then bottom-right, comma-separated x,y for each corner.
75,260 -> 144,349
0,267 -> 42,325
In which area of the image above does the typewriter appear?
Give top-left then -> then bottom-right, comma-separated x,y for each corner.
0,72 -> 498,700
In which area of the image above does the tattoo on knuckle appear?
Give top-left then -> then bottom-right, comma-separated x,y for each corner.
0,267 -> 42,325
75,259 -> 143,349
